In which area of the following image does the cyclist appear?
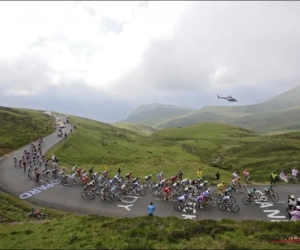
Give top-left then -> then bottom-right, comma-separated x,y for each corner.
157,172 -> 163,182
145,174 -> 152,181
163,186 -> 171,200
223,191 -> 231,211
160,177 -> 167,187
35,169 -> 41,183
196,195 -> 204,209
125,171 -> 133,181
297,198 -> 300,206
217,181 -> 226,193
264,186 -> 273,196
181,178 -> 189,185
247,188 -> 257,200
177,193 -> 188,208
13,156 -> 17,166
232,177 -> 239,187
232,171 -> 238,178
170,175 -> 178,183
201,189 -> 210,207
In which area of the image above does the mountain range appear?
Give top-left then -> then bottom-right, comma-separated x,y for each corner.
116,85 -> 300,134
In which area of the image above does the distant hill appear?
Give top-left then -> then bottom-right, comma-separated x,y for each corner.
111,122 -> 157,136
124,103 -> 194,126
124,85 -> 300,133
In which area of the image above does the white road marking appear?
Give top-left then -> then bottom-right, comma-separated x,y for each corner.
264,210 -> 286,219
118,204 -> 133,211
182,214 -> 196,220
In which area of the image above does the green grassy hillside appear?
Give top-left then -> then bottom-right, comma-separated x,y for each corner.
47,115 -> 300,183
124,103 -> 195,126
0,190 -> 299,249
0,106 -> 54,157
47,116 -> 233,183
111,122 -> 157,135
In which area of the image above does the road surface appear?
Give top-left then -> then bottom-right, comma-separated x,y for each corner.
0,119 -> 297,221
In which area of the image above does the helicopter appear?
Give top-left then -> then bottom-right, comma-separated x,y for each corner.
217,94 -> 238,102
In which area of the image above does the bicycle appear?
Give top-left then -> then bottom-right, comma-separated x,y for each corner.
259,192 -> 280,202
242,194 -> 261,205
216,194 -> 236,204
218,200 -> 240,213
173,201 -> 193,213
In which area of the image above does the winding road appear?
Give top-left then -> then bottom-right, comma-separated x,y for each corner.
0,118 -> 297,221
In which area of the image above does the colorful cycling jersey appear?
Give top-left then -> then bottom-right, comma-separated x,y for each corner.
163,187 -> 170,193
196,196 -> 203,202
157,174 -> 162,179
178,195 -> 185,201
248,189 -> 255,195
217,183 -> 224,189
223,195 -> 230,201
203,190 -> 209,197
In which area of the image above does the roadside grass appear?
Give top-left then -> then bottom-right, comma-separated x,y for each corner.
48,116 -> 300,184
0,192 -> 299,250
0,106 -> 55,157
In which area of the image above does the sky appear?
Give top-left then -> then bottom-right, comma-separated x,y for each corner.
0,1 -> 300,122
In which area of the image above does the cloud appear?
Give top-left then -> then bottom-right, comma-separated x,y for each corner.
1,1 -> 300,122
108,2 -> 300,100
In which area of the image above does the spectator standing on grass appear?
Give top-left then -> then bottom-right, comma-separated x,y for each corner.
215,172 -> 220,183
197,169 -> 202,179
148,202 -> 155,216
243,169 -> 250,184
178,169 -> 183,181
271,172 -> 277,185
116,166 -> 121,177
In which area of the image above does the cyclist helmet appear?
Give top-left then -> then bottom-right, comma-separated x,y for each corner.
290,195 -> 295,199
34,166 -> 38,170
184,194 -> 188,197
225,192 -> 229,195
269,185 -> 272,188
149,174 -> 152,177
298,198 -> 300,201
222,181 -> 225,184
207,188 -> 210,192
253,188 -> 256,191
14,156 -> 17,159
62,167 -> 66,171
204,181 -> 208,184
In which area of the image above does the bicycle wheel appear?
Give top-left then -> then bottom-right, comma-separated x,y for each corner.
139,189 -> 146,196
183,204 -> 194,213
142,182 -> 149,189
88,193 -> 95,200
81,192 -> 87,200
238,186 -> 246,193
218,203 -> 226,211
204,203 -> 212,211
106,196 -> 113,203
212,190 -> 220,197
173,203 -> 181,212
209,199 -> 217,208
151,189 -> 159,197
271,193 -> 279,202
67,181 -> 73,188
230,204 -> 240,213
259,195 -> 268,202
242,197 -> 250,205
216,197 -> 223,204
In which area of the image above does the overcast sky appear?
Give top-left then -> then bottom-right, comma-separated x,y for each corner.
0,1 -> 300,122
